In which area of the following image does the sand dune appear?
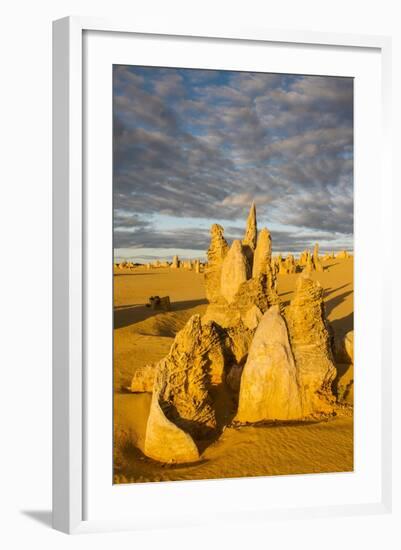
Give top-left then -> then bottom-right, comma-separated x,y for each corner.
113,257 -> 353,483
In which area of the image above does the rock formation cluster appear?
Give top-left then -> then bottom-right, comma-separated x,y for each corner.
127,203 -> 352,464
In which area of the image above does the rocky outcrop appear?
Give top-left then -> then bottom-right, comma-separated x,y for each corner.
171,255 -> 180,268
235,274 -> 337,423
252,227 -> 272,278
130,363 -> 156,392
153,315 -> 218,434
204,224 -> 229,303
220,240 -> 250,303
234,270 -> 278,312
332,330 -> 354,404
242,202 -> 257,265
313,243 -> 323,272
144,315 -> 221,462
285,274 -> 337,414
223,321 -> 254,366
235,306 -> 303,422
279,254 -> 296,275
333,330 -> 354,364
144,392 -> 200,463
303,251 -> 314,273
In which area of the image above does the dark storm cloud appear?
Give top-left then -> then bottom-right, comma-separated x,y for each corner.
113,66 -> 353,251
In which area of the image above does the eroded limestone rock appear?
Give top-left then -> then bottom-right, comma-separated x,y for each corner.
235,305 -> 303,422
313,243 -> 323,272
333,330 -> 354,364
130,363 -> 156,393
204,224 -> 229,303
252,227 -> 272,278
171,255 -> 180,268
153,315 -> 219,437
144,392 -> 200,463
242,202 -> 257,265
220,240 -> 250,304
285,274 -> 337,414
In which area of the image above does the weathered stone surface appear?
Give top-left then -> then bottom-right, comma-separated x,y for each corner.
242,202 -> 257,265
252,227 -> 272,278
337,250 -> 349,259
285,274 -> 337,414
334,363 -> 354,404
279,254 -> 296,275
313,243 -> 323,272
202,303 -> 241,328
171,255 -> 180,268
235,306 -> 303,422
204,224 -> 229,303
130,363 -> 156,393
333,330 -> 354,364
241,304 -> 263,330
224,321 -> 254,366
303,251 -> 314,273
144,392 -> 200,463
153,315 -> 218,439
234,271 -> 279,312
220,240 -> 249,304
194,259 -> 200,273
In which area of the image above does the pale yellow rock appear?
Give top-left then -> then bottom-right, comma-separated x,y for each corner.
303,251 -> 314,273
285,274 -> 337,415
243,201 -> 257,249
242,202 -> 258,265
220,240 -> 249,304
241,304 -> 263,330
153,315 -> 218,437
334,363 -> 354,404
333,330 -> 354,364
313,243 -> 323,272
252,227 -> 272,278
235,305 -> 303,422
344,331 -> 354,363
224,321 -> 254,366
171,255 -> 180,268
130,363 -> 156,393
144,392 -> 200,463
204,224 -> 229,303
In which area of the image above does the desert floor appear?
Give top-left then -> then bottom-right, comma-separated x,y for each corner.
113,258 -> 353,483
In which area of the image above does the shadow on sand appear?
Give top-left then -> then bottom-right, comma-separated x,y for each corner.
114,298 -> 208,330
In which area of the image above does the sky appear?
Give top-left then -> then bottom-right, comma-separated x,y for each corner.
113,65 -> 353,262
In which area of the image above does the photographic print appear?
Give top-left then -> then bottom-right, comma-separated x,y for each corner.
113,65 -> 353,484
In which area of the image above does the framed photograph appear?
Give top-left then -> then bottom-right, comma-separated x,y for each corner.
52,17 -> 392,534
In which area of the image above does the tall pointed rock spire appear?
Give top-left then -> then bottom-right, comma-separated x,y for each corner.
243,201 -> 257,250
242,201 -> 258,267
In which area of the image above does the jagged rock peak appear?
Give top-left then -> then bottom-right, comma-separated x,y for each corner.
243,201 -> 258,251
204,224 -> 229,303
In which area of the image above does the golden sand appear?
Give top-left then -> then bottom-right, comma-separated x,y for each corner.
113,257 -> 353,483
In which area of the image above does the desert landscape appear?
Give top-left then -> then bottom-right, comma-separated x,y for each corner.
113,204 -> 353,484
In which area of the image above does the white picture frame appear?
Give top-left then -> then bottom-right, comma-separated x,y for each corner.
52,16 -> 392,534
